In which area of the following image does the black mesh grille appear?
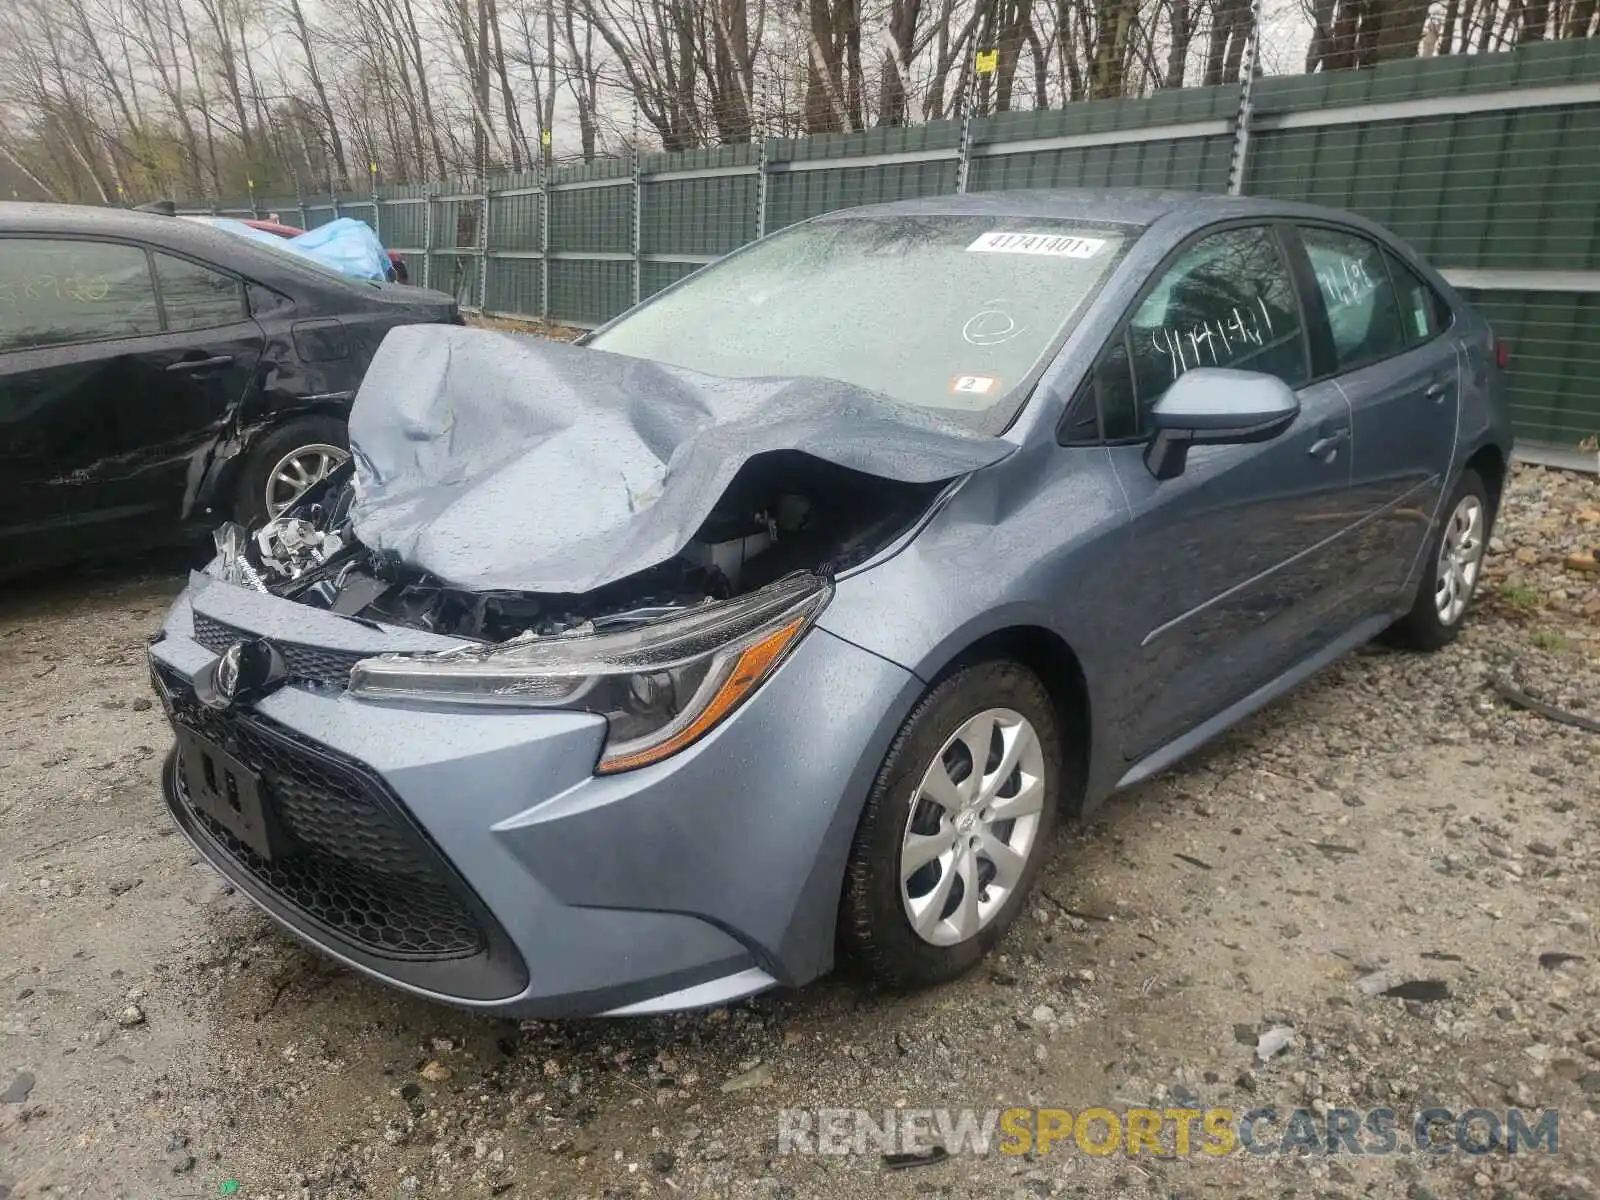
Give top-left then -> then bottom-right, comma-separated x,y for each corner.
191,613 -> 365,690
156,667 -> 485,960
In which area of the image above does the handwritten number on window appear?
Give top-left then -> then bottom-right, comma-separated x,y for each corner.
1314,257 -> 1375,312
0,273 -> 113,309
1150,301 -> 1274,383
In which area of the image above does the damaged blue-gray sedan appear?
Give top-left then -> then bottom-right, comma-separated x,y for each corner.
147,189 -> 1512,1016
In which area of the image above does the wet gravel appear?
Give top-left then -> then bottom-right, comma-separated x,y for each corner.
1,464 -> 1597,1200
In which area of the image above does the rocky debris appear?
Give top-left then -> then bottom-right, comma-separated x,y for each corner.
116,1004 -> 146,1028
1254,1026 -> 1295,1063
1485,463 -> 1600,625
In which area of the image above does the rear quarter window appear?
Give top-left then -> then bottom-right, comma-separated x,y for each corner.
1384,250 -> 1451,345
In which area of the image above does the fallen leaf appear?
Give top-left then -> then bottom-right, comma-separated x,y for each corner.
720,1063 -> 772,1092
1538,952 -> 1585,970
1380,979 -> 1451,1002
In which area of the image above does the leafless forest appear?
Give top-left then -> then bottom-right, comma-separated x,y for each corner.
0,0 -> 1594,203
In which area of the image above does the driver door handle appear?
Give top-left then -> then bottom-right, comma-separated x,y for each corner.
166,354 -> 234,373
1308,427 -> 1349,460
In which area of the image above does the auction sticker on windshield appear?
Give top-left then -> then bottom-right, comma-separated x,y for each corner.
967,231 -> 1107,258
949,374 -> 1001,396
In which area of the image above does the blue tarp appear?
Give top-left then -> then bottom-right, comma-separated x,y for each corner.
209,217 -> 393,281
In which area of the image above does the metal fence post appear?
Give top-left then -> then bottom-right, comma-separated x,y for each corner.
370,168 -> 383,247
956,102 -> 976,195
1227,0 -> 1264,196
479,182 -> 491,312
422,188 -> 434,292
631,153 -> 643,306
755,141 -> 769,239
539,171 -> 551,321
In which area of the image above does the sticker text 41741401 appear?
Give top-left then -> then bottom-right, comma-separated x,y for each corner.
966,232 -> 1107,259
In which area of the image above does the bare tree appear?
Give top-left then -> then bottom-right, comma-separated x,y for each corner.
581,0 -> 702,149
285,0 -> 350,183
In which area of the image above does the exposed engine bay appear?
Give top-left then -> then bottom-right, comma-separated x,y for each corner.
207,327 -> 1014,646
213,453 -> 947,643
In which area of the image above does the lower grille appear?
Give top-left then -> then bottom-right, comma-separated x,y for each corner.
150,662 -> 537,1004
191,612 -> 365,690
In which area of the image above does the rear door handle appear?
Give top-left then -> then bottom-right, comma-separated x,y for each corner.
166,354 -> 234,373
1426,379 -> 1450,402
1308,428 -> 1350,459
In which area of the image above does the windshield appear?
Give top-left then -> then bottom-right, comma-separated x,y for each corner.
589,214 -> 1137,432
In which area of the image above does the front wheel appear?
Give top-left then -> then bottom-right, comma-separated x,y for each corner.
839,660 -> 1063,989
233,416 -> 350,526
1383,468 -> 1491,652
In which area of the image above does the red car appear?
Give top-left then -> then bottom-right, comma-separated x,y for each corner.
244,218 -> 409,284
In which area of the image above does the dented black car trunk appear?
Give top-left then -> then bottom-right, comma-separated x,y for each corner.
215,325 -> 1012,641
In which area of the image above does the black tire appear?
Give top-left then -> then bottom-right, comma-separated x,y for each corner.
232,415 -> 349,527
1382,467 -> 1492,652
839,660 -> 1064,990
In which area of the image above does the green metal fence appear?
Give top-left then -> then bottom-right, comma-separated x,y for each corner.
179,41 -> 1600,456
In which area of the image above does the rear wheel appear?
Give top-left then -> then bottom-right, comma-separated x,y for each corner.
233,416 -> 349,526
839,660 -> 1063,989
1383,468 -> 1491,652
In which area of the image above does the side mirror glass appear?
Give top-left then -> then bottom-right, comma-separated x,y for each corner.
1144,368 -> 1301,480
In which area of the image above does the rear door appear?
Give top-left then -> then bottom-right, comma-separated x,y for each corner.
1293,225 -> 1459,600
0,238 -> 263,560
1094,223 -> 1360,762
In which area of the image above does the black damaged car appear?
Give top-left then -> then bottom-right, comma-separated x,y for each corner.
0,202 -> 459,575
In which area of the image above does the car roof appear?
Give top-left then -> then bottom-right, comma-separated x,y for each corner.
0,200 -> 383,294
814,187 -> 1341,228
0,203 -> 292,259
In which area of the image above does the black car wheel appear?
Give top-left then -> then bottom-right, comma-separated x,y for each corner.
1382,467 -> 1492,652
233,416 -> 349,526
839,660 -> 1063,989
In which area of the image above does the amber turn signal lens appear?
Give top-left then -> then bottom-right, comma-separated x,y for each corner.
596,616 -> 809,774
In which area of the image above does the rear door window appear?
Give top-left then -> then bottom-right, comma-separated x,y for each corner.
153,253 -> 246,331
1299,226 -> 1409,371
0,239 -> 160,351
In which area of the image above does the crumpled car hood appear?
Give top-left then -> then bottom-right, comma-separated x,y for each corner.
346,325 -> 1014,593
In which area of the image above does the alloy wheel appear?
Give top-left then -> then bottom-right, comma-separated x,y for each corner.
899,707 -> 1047,947
1434,493 -> 1485,626
265,444 -> 348,517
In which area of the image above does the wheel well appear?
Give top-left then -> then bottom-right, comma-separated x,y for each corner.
1465,443 -> 1507,527
934,627 -> 1092,814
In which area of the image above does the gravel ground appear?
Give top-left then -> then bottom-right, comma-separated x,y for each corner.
2,463 -> 1597,1200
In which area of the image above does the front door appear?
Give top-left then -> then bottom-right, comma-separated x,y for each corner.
1295,225 -> 1460,600
1097,224 -> 1360,762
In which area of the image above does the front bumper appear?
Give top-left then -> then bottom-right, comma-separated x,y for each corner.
150,575 -> 918,1017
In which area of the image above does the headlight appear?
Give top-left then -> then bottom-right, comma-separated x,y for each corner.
348,573 -> 831,773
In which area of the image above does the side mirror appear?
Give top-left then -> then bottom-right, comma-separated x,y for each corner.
1144,368 -> 1300,481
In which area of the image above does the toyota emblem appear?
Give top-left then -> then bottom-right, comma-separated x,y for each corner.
201,639 -> 285,710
